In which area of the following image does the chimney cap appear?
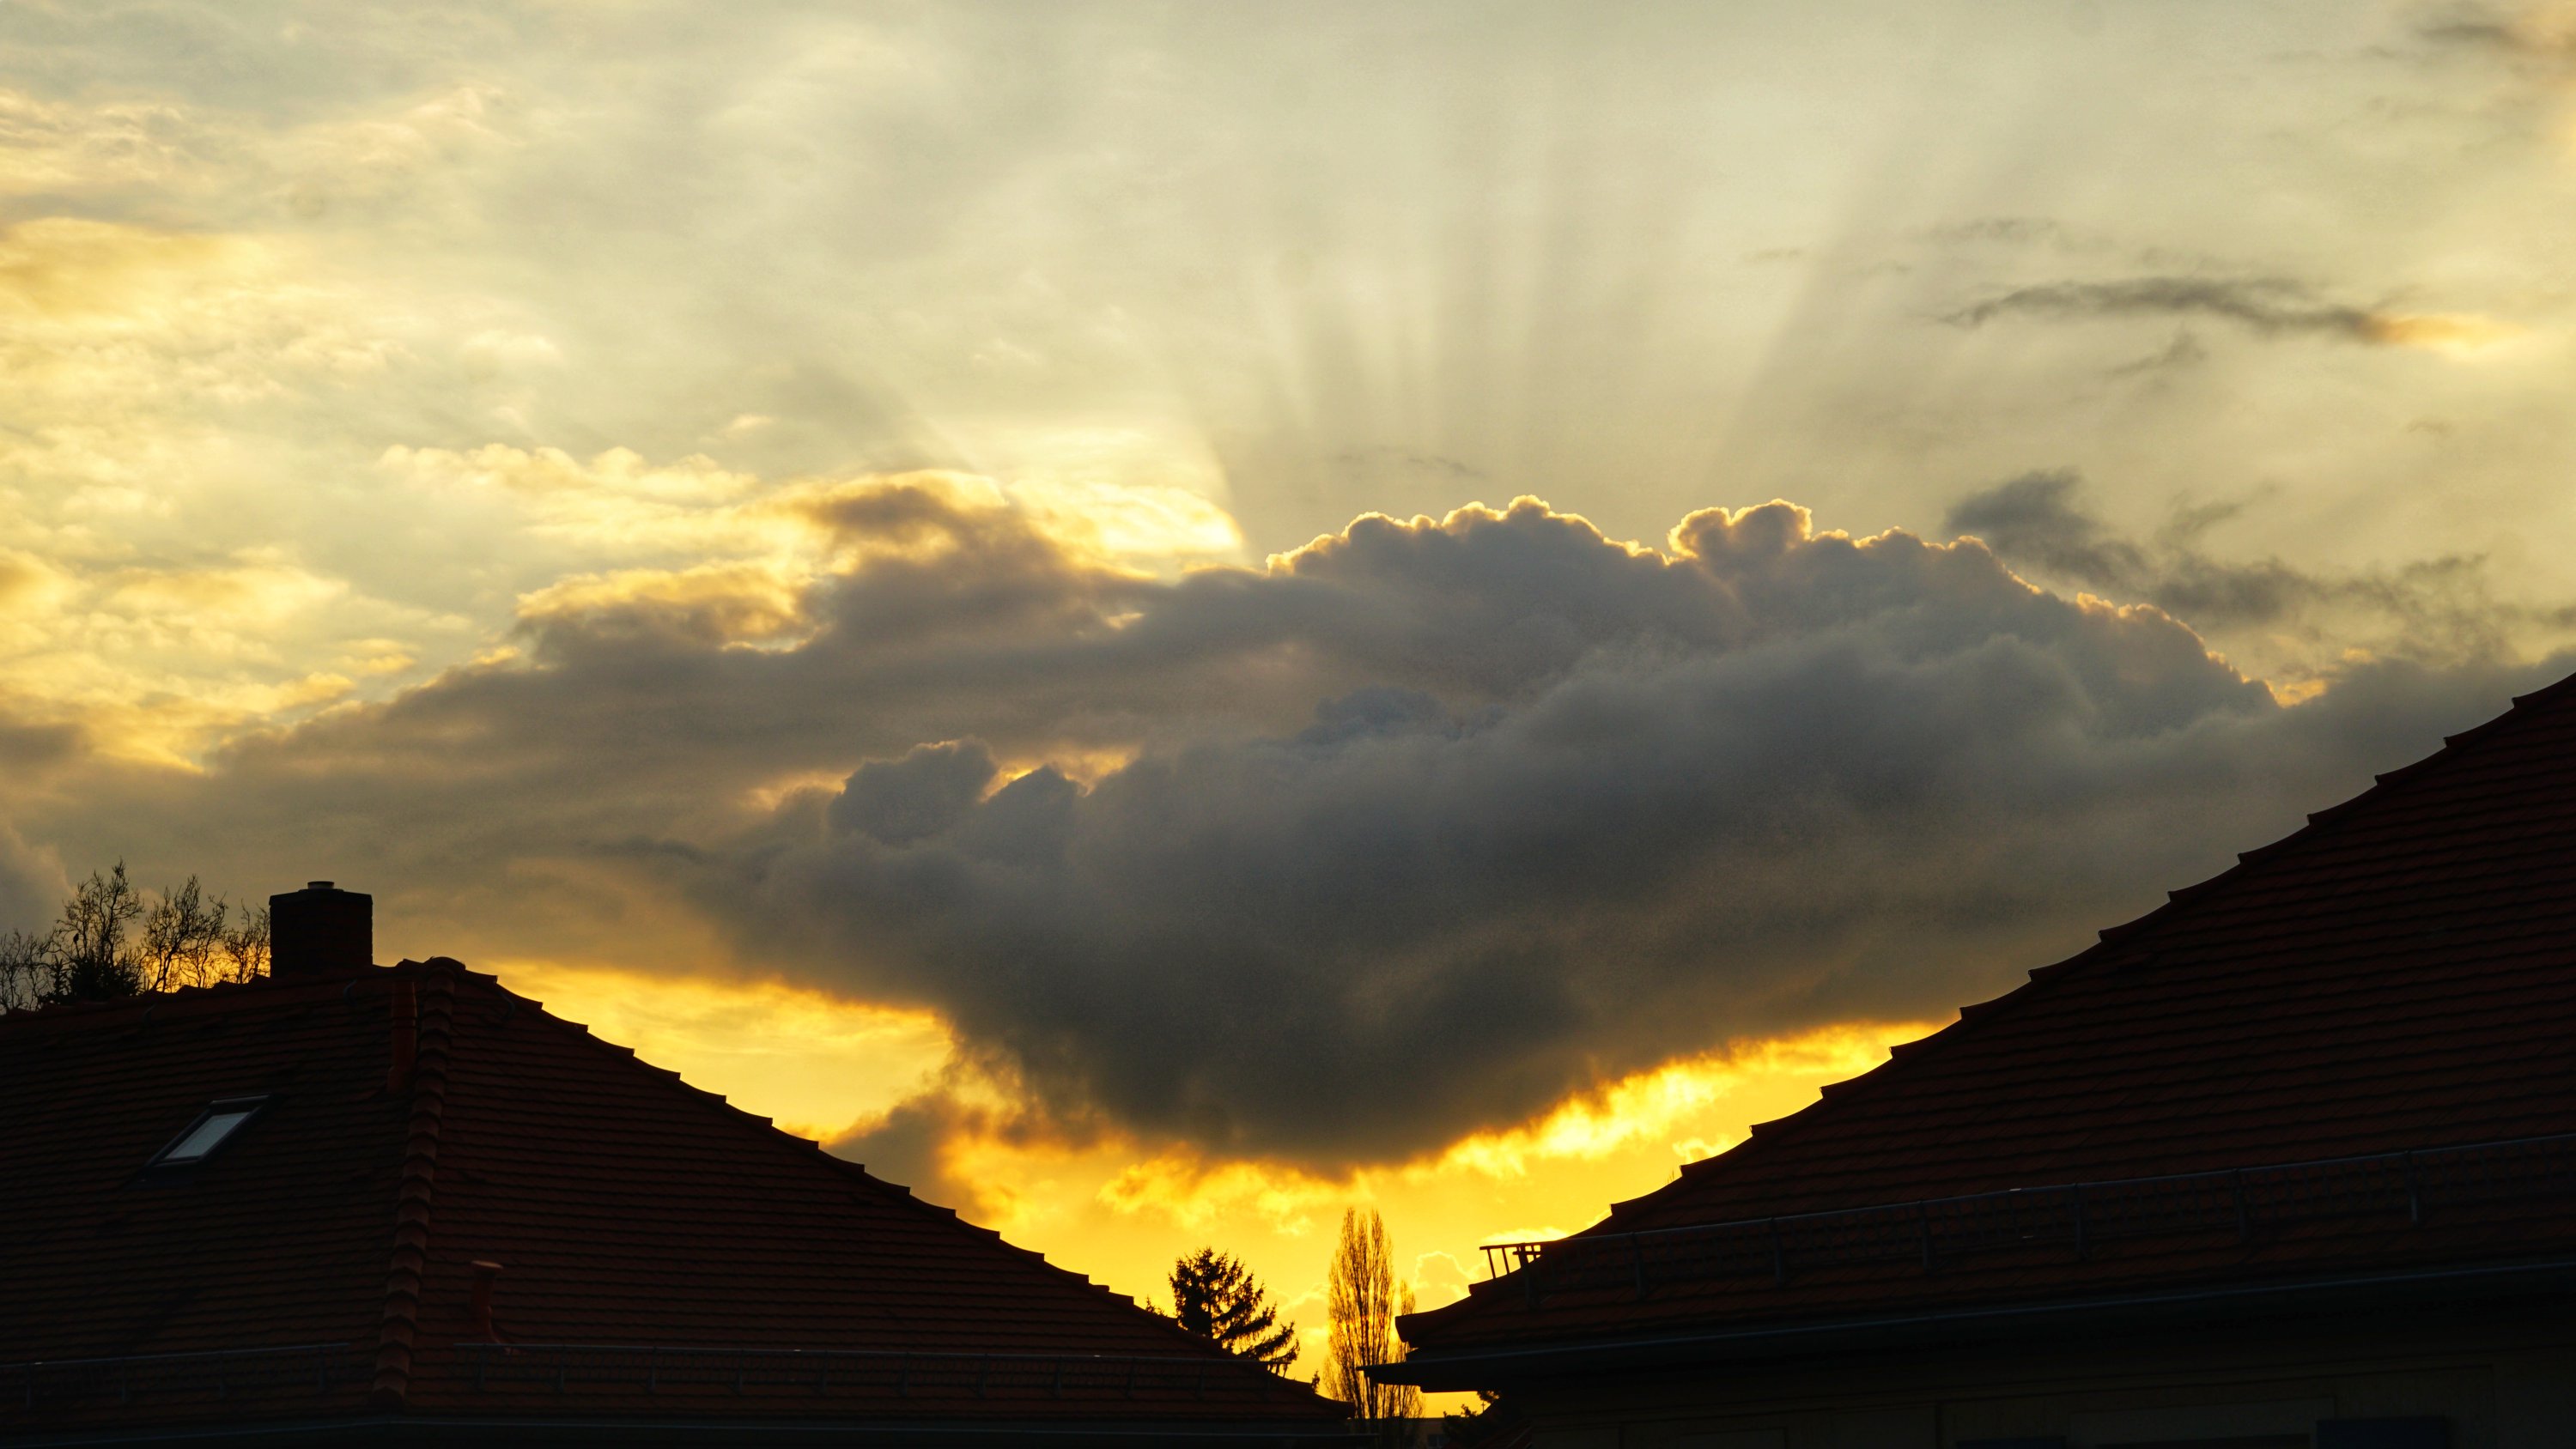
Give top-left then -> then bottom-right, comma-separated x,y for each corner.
307,880 -> 335,890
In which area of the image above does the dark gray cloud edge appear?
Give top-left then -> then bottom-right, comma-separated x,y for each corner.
1947,276 -> 2391,340
11,485 -> 2557,1175
1945,470 -> 2576,660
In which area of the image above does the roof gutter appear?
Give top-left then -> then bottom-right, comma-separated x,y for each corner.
1372,1252 -> 2576,1389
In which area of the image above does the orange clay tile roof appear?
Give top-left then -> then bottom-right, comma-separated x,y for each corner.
0,958 -> 1347,1440
1401,671 -> 2576,1361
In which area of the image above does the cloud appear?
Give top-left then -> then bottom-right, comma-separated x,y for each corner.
0,820 -> 65,936
826,1064 -> 1078,1223
831,1093 -> 996,1213
13,484 -> 2557,1173
2418,3 -> 2576,57
1419,1022 -> 1908,1181
1334,446 -> 1487,482
1946,276 -> 2518,353
0,541 -> 422,765
1944,470 -> 2576,667
0,219 -> 398,403
0,89 -> 200,197
2106,330 -> 2210,377
704,508 -> 2535,1164
1915,216 -> 2105,252
514,561 -> 814,647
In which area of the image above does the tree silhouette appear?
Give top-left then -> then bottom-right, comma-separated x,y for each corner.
0,864 -> 270,1011
1443,1390 -> 1529,1446
1321,1207 -> 1421,1422
1168,1247 -> 1298,1372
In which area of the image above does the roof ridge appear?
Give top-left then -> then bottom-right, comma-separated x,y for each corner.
477,969 -> 1267,1347
1615,678 -> 2556,1216
0,966 -> 383,1030
371,958 -> 459,1408
1617,933 -> 2142,1207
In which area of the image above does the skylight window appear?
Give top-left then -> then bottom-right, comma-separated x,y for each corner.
151,1098 -> 268,1167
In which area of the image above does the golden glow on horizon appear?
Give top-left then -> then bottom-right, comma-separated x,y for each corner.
520,961 -> 1935,1405
1424,1022 -> 1920,1181
457,957 -> 1932,1397
489,958 -> 951,1142
899,1017 -> 1934,1408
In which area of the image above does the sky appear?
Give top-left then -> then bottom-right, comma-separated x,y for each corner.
9,0 -> 2576,1382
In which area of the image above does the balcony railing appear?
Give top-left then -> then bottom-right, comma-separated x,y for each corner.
0,1342 -> 359,1415
1477,1130 -> 2576,1304
440,1343 -> 1291,1403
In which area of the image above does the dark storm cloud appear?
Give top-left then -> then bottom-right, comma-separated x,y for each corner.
823,1083 -> 1042,1219
0,700 -> 80,933
2420,18 -> 2522,46
0,823 -> 64,934
2415,9 -> 2574,56
1945,470 -> 2570,656
0,715 -> 82,775
1947,276 -> 2391,340
22,483 -> 2555,1170
1916,216 -> 2100,251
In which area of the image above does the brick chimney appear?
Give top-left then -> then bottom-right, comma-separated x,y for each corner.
269,881 -> 373,977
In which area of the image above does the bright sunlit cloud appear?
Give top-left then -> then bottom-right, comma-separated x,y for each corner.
1426,1023 -> 1925,1179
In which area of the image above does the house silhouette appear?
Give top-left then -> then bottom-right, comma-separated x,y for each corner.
0,912 -> 1354,1446
1386,678 -> 2576,1446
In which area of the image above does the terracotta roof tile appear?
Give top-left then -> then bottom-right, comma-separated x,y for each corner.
0,960 -> 1346,1439
1406,671 -> 2576,1359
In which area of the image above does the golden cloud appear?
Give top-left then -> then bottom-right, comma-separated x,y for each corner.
1424,1022 -> 1923,1180
1077,1021 -> 1929,1238
2359,311 -> 2528,356
490,958 -> 952,1143
396,446 -> 1249,599
0,218 -> 398,421
0,550 -> 391,765
1007,476 -> 1245,561
100,559 -> 349,632
0,89 -> 197,197
514,560 -> 816,645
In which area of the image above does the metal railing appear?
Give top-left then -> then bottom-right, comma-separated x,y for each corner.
442,1343 -> 1293,1403
0,1342 -> 357,1416
1478,1131 -> 2576,1303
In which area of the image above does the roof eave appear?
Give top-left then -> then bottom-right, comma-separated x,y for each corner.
1378,1252 -> 2576,1390
0,1413 -> 1367,1447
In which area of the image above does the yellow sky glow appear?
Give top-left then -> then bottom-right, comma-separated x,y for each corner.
489,959 -> 952,1142
496,956 -> 1930,1397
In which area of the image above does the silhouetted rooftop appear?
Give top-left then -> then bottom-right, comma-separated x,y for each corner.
0,958 -> 1348,1443
1404,671 -> 2576,1366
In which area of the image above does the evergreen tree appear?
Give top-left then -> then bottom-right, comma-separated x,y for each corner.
1168,1246 -> 1299,1372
